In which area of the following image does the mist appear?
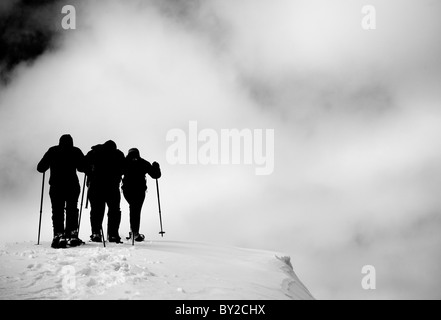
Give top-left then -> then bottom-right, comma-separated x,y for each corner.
1,0 -> 441,299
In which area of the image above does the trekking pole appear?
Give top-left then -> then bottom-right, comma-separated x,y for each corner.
85,190 -> 89,209
155,179 -> 165,237
78,174 -> 86,234
101,226 -> 106,248
37,172 -> 45,245
132,228 -> 135,246
85,176 -> 89,209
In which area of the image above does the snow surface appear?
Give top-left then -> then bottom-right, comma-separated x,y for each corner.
0,240 -> 313,300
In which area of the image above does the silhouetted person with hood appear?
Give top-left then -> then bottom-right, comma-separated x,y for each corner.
37,134 -> 85,248
85,140 -> 125,243
122,148 -> 161,242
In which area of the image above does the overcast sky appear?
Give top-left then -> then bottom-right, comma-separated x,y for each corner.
1,0 -> 441,299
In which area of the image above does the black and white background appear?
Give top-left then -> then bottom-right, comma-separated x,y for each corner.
1,0 -> 440,300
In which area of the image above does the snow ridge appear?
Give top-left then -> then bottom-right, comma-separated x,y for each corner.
276,255 -> 314,300
0,241 -> 314,300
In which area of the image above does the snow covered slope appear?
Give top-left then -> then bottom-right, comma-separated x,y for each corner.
0,241 -> 314,300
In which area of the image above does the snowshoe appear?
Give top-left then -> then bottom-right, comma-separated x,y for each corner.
68,237 -> 85,247
108,236 -> 123,244
126,232 -> 145,242
90,233 -> 102,242
51,233 -> 67,249
58,238 -> 67,249
66,231 -> 85,247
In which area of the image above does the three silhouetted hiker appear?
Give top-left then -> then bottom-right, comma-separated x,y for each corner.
37,134 -> 85,249
85,140 -> 125,243
38,136 -> 164,248
122,148 -> 161,242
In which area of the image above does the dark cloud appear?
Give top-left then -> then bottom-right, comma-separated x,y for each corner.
0,0 -> 67,83
240,73 -> 396,126
153,0 -> 231,53
154,0 -> 203,21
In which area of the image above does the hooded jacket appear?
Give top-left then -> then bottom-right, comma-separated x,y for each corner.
85,140 -> 125,188
122,148 -> 161,192
37,134 -> 85,187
